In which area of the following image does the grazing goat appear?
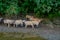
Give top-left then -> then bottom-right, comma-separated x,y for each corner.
26,15 -> 33,18
4,19 -> 15,27
24,21 -> 34,28
26,15 -> 33,20
13,20 -> 23,27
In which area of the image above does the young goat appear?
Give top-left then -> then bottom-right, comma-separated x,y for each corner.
24,21 -> 34,28
13,20 -> 23,27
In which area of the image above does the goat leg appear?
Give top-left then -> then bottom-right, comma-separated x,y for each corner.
8,23 -> 10,27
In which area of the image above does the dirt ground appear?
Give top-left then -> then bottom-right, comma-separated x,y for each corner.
0,24 -> 60,40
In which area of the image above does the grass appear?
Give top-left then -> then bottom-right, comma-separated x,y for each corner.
0,32 -> 47,40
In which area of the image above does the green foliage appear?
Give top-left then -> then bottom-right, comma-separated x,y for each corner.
34,0 -> 60,18
5,4 -> 19,15
0,0 -> 60,19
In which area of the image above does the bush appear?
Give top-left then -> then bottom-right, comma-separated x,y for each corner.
0,0 -> 60,19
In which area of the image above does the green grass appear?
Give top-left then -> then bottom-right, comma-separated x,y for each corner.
0,32 -> 47,40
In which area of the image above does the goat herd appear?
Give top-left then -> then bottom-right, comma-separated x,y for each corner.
0,15 -> 43,28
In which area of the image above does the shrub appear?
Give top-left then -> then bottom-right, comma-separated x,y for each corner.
0,0 -> 60,19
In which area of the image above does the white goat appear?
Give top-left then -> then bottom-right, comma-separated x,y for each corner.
24,21 -> 34,28
14,20 -> 23,27
4,19 -> 15,27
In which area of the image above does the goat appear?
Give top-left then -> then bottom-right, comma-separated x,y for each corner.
27,16 -> 43,27
26,15 -> 43,27
4,19 -> 15,27
31,19 -> 43,27
24,21 -> 34,28
13,20 -> 23,27
26,15 -> 33,20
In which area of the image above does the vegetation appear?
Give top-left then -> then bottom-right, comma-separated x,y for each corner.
0,0 -> 60,19
0,32 -> 46,40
